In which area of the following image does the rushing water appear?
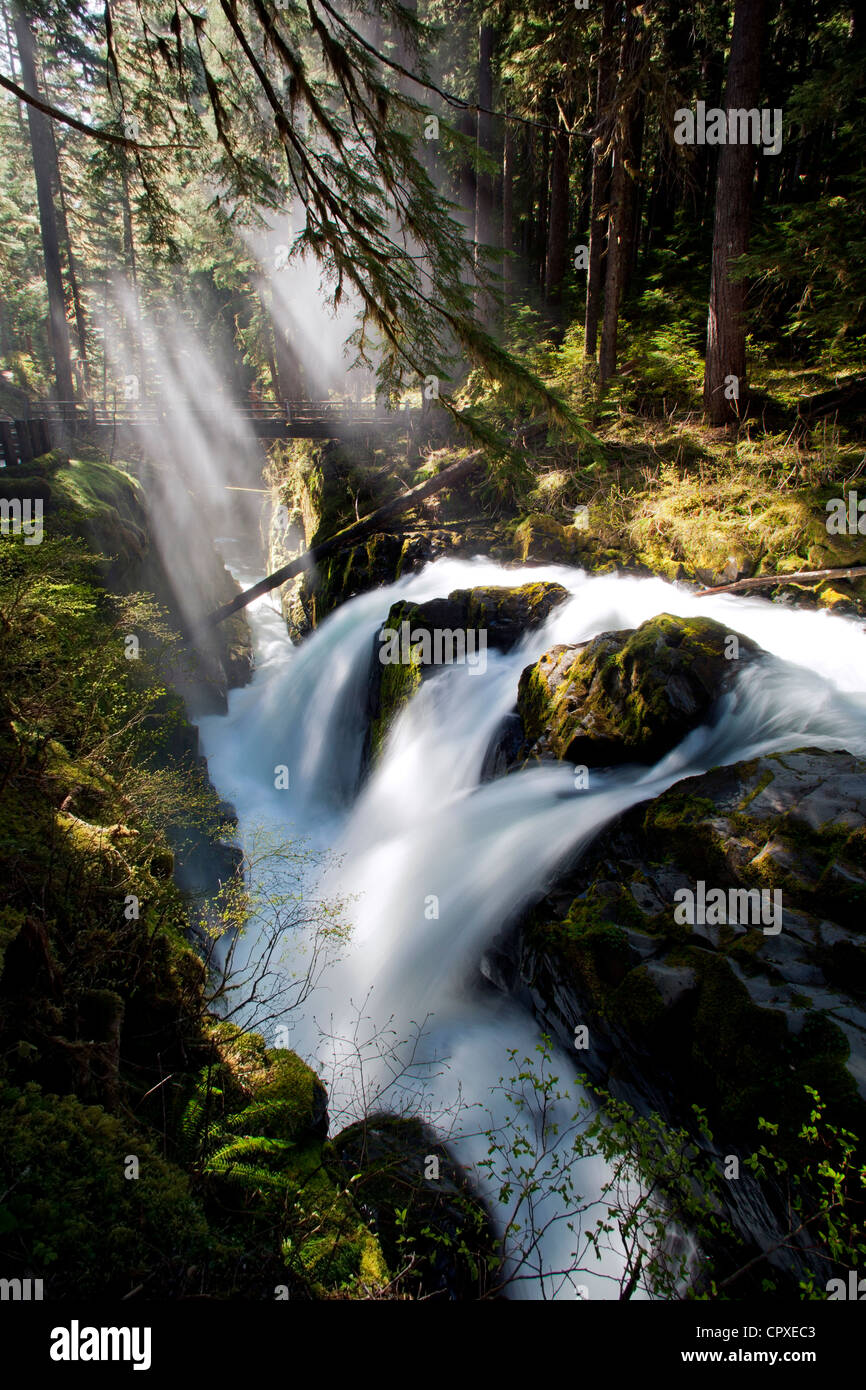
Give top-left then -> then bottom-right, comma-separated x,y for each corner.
197,548 -> 866,1299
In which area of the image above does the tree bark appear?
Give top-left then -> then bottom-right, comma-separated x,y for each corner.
50,122 -> 89,394
696,566 -> 866,598
13,4 -> 75,405
536,123 -> 550,290
457,104 -> 477,245
545,115 -> 570,304
1,0 -> 23,131
584,0 -> 617,357
703,0 -> 767,425
599,3 -> 645,385
120,160 -> 147,398
502,104 -> 514,308
474,21 -> 497,311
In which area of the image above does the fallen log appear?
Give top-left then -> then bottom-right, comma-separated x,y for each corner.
695,565 -> 866,598
797,375 -> 866,419
204,449 -> 484,626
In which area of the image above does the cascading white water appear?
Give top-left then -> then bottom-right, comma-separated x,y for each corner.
198,549 -> 866,1299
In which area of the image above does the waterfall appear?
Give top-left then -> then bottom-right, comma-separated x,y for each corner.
197,550 -> 866,1299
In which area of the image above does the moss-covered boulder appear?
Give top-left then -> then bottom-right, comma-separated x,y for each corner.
516,747 -> 866,1291
520,748 -> 866,1139
208,1022 -> 329,1139
0,1082 -> 210,1298
512,512 -> 580,564
516,612 -> 763,767
330,1114 -> 496,1299
368,581 -> 569,756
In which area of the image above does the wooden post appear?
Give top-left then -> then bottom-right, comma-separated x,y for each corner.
33,418 -> 51,455
0,420 -> 18,466
14,419 -> 34,464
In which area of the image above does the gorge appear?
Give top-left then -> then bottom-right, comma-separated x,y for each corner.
195,529 -> 866,1299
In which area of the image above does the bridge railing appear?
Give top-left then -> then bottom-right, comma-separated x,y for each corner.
31,398 -> 411,427
0,416 -> 53,466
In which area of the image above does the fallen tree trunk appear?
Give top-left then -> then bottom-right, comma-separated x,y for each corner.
695,565 -> 866,598
797,375 -> 866,419
204,450 -> 485,626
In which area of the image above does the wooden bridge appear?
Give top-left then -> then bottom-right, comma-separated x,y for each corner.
0,416 -> 53,467
0,398 -> 418,466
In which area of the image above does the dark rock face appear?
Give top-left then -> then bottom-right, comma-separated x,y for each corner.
384,581 -> 570,658
515,612 -> 763,768
367,582 -> 570,759
508,747 -> 866,1293
330,1114 -> 496,1300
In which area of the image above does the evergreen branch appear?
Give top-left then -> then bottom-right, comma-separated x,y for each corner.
0,69 -> 197,149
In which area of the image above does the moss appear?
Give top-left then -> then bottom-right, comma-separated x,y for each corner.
329,1115 -> 494,1298
518,614 -> 758,767
281,1137 -> 389,1293
0,1082 -> 210,1297
611,964 -> 666,1031
531,905 -> 633,1012
41,739 -> 117,816
254,1049 -> 327,1138
512,512 -> 579,563
739,767 -> 775,809
682,950 -> 792,1131
370,638 -> 423,757
461,581 -> 569,632
0,907 -> 25,978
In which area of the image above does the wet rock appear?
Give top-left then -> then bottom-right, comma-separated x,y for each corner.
644,961 -> 698,1009
512,513 -> 580,564
503,746 -> 866,1292
368,582 -> 569,759
330,1114 -> 496,1300
515,612 -> 763,768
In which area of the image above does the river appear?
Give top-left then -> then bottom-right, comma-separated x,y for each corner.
197,543 -> 866,1299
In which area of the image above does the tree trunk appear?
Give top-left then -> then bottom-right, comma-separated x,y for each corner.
599,3 -> 645,385
622,94 -> 646,296
502,105 -> 514,308
1,0 -> 23,131
457,104 -> 477,244
703,0 -> 767,425
120,161 -> 147,398
474,21 -> 496,309
585,0 -> 617,358
13,4 -> 75,405
536,124 -> 551,290
50,122 -> 90,394
545,116 -> 570,304
598,146 -> 627,384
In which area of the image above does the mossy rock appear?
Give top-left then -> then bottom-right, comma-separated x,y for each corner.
531,909 -> 634,1012
252,1049 -> 329,1139
369,582 -> 569,757
513,512 -> 580,564
517,612 -> 763,767
458,581 -> 569,648
0,1082 -> 209,1298
611,963 -> 667,1032
330,1114 -> 496,1299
